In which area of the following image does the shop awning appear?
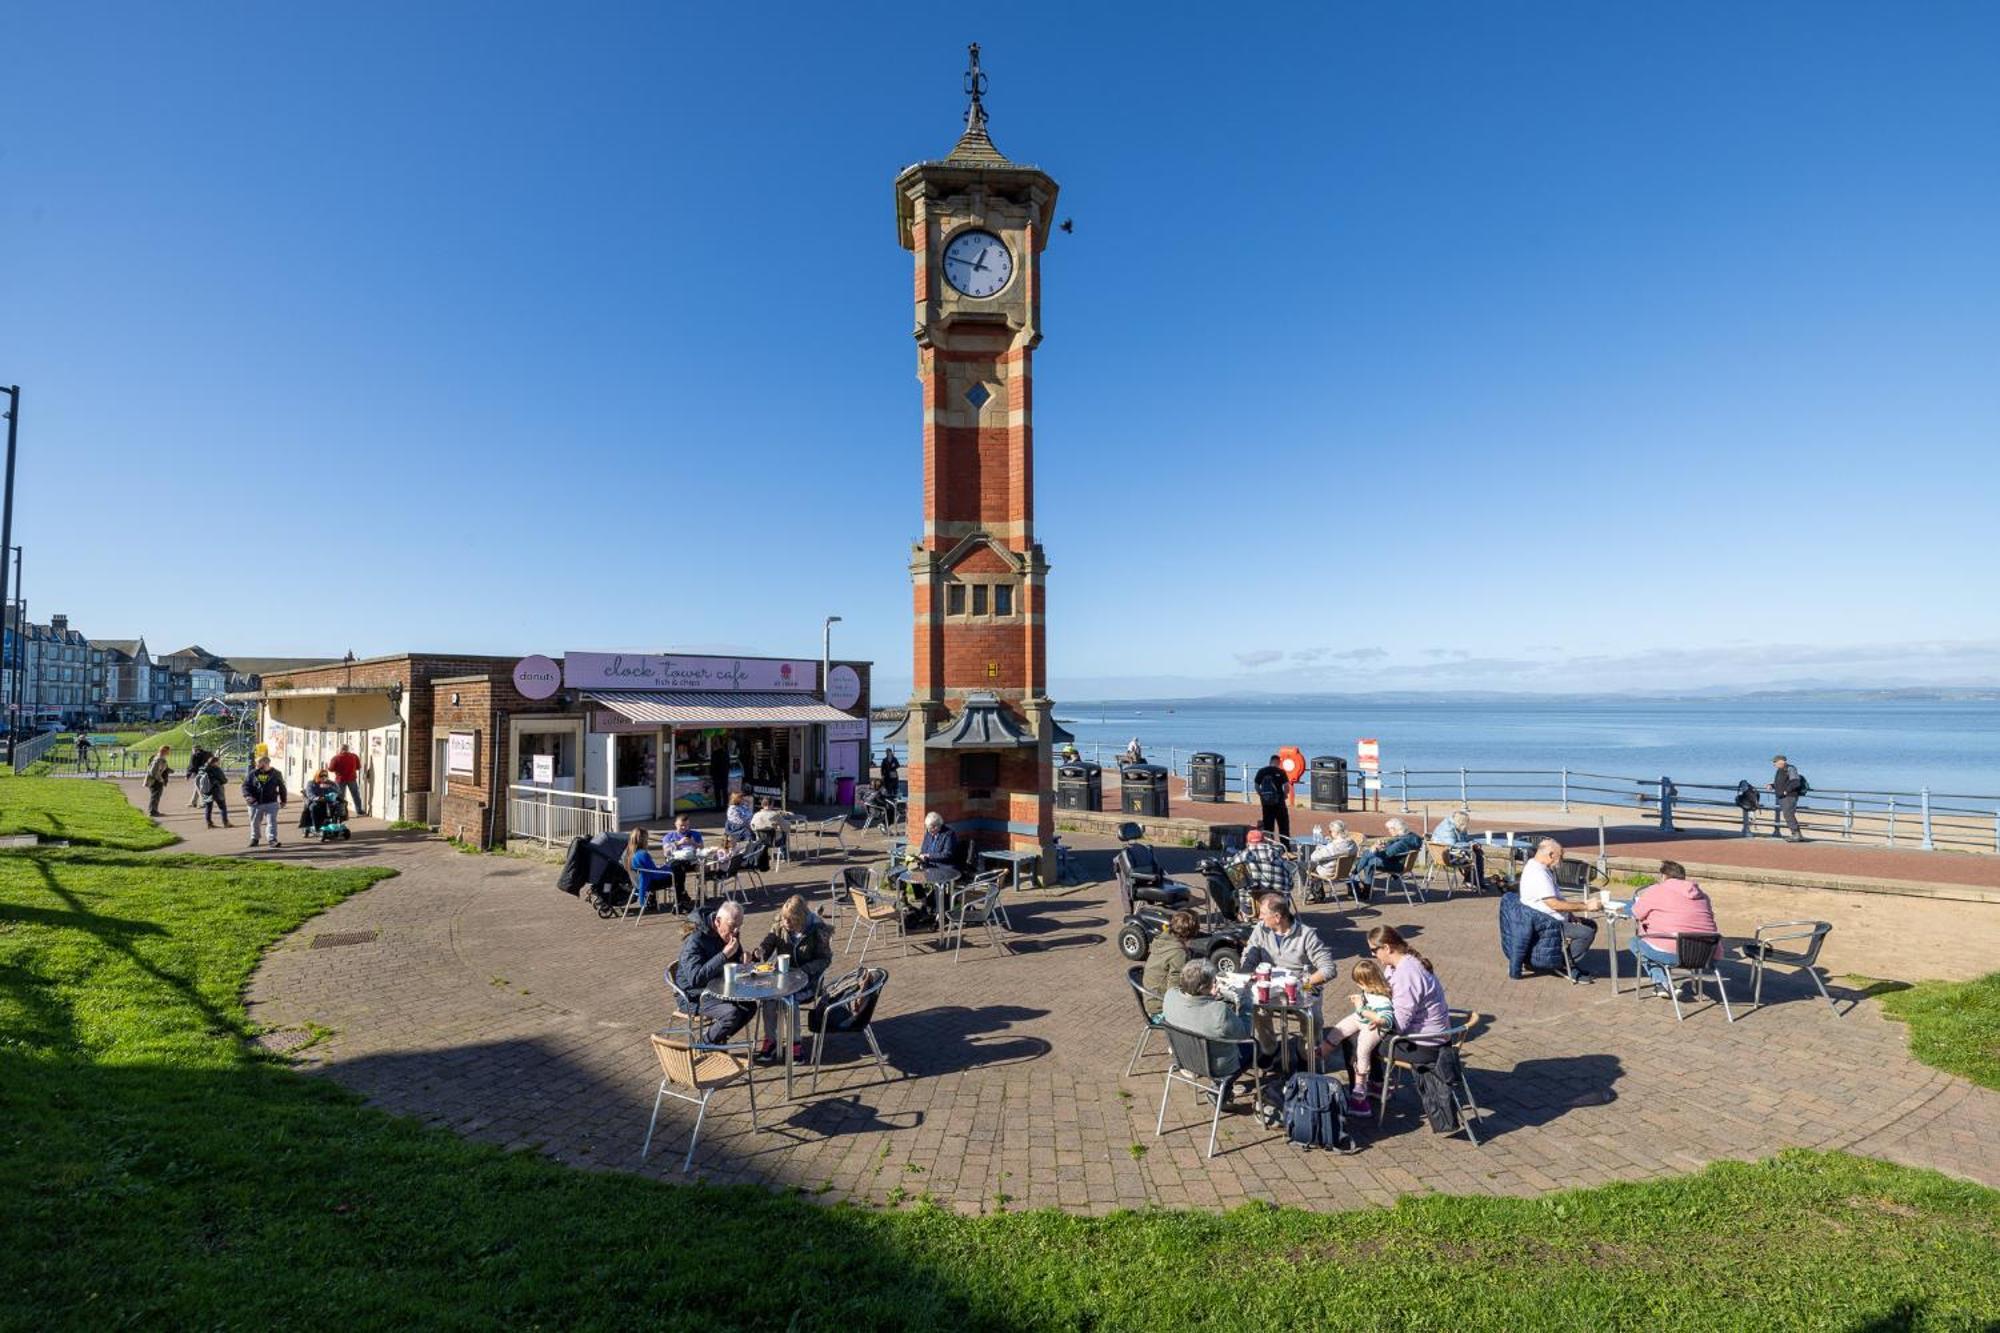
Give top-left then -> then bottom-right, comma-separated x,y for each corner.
582,691 -> 857,727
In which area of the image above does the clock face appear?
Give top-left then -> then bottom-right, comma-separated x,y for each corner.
942,229 -> 1014,298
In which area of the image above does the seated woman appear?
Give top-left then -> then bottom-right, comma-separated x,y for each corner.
749,893 -> 834,1064
1308,820 -> 1359,892
1141,910 -> 1200,1017
623,826 -> 684,913
724,791 -> 756,846
300,767 -> 339,831
1322,925 -> 1452,1103
1161,960 -> 1254,1109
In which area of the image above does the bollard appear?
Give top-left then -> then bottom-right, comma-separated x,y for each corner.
1921,788 -> 1933,851
1560,767 -> 1570,813
1458,768 -> 1468,809
1659,775 -> 1675,833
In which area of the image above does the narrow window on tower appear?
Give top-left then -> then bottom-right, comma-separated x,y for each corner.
972,584 -> 989,616
946,583 -> 966,616
994,583 -> 1014,617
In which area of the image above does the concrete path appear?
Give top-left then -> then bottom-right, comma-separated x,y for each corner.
119,780 -> 2000,1211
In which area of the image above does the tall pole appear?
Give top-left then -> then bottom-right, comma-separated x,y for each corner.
8,548 -> 19,741
821,614 -> 842,803
0,387 -> 17,747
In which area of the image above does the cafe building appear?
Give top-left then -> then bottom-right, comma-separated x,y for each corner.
429,650 -> 873,847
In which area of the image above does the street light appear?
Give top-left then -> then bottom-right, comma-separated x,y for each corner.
0,387 -> 18,747
821,615 -> 843,802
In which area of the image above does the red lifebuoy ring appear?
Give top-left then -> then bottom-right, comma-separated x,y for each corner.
1277,746 -> 1307,786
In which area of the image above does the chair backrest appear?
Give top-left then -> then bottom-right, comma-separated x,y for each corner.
1758,919 -> 1833,965
1554,858 -> 1597,891
839,866 -> 873,893
848,885 -> 883,917
1128,964 -> 1163,1021
1674,932 -> 1723,969
1112,855 -> 1136,914
652,1031 -> 741,1090
820,966 -> 888,1030
1161,1022 -> 1238,1082
665,971 -> 701,1014
1321,851 -> 1357,882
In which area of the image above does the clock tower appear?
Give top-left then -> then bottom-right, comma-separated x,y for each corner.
894,46 -> 1059,862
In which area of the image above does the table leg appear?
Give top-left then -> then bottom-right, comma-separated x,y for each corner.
784,996 -> 797,1099
1607,915 -> 1626,995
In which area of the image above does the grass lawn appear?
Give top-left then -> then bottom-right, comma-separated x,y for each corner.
0,775 -> 176,850
55,729 -> 152,747
1882,972 -> 2000,1092
0,792 -> 1995,1327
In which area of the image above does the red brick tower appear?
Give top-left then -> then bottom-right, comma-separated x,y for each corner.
894,46 -> 1059,860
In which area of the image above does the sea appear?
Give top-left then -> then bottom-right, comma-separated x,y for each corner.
876,698 -> 2000,800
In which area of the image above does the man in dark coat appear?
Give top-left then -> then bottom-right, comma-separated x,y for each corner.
674,901 -> 754,1044
1252,755 -> 1290,837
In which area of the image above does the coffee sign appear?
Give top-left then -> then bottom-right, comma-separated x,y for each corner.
564,652 -> 816,693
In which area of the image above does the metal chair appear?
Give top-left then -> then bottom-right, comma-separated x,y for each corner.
810,814 -> 849,862
1554,857 -> 1607,895
807,966 -> 891,1092
1376,1008 -> 1483,1144
623,864 -> 675,924
1307,850 -> 1359,905
1355,848 -> 1424,905
639,1030 -> 760,1173
702,850 -> 750,907
1736,920 -> 1837,1014
827,865 -> 877,924
843,879 -> 906,964
940,870 -> 1010,963
1154,1022 -> 1244,1159
664,970 -> 705,1039
1125,964 -> 1167,1076
1636,931 -> 1736,1022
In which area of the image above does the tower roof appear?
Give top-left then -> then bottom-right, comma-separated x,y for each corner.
943,44 -> 1010,167
894,44 -> 1059,248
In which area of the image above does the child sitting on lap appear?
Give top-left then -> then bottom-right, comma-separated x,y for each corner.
1315,959 -> 1396,1116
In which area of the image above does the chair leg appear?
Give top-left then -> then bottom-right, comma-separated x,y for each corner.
1713,969 -> 1735,1022
682,1088 -> 713,1174
744,1066 -> 759,1130
1155,1069 -> 1175,1138
1668,972 -> 1687,1022
1457,1067 -> 1480,1146
1808,967 -> 1839,1014
809,1028 -> 826,1094
1127,1022 -> 1157,1077
1750,957 -> 1765,1009
854,922 -> 874,969
1206,1081 -> 1224,1159
640,1079 -> 668,1159
865,1026 -> 889,1078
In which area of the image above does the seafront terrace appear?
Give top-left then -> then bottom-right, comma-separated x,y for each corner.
71,779 -> 1989,1212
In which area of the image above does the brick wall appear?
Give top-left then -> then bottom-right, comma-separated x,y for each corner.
429,673 -> 570,847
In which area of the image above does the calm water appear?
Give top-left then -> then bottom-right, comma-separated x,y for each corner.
879,699 -> 2000,799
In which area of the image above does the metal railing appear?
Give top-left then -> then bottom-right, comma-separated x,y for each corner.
507,784 -> 617,848
9,730 -> 58,771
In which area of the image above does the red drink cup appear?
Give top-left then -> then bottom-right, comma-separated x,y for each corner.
1284,979 -> 1301,1005
1254,980 -> 1270,1005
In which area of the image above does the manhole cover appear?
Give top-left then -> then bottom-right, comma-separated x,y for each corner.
310,929 -> 379,949
254,1029 -> 315,1054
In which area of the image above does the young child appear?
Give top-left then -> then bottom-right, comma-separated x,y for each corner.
1315,958 -> 1397,1115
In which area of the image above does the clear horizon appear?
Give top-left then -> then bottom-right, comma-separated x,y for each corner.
5,3 -> 1996,696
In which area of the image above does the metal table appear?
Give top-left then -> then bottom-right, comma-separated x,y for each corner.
711,965 -> 811,1098
889,865 -> 961,936
1218,970 -> 1324,1099
978,848 -> 1041,894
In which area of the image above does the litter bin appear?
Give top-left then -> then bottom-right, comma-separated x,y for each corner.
1120,764 -> 1170,818
1188,751 -> 1227,803
1309,755 -> 1349,812
1057,762 -> 1103,812
836,777 -> 856,807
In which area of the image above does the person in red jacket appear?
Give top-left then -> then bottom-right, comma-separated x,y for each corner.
328,743 -> 365,817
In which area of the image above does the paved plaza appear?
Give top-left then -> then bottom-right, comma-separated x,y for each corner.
118,782 -> 2000,1212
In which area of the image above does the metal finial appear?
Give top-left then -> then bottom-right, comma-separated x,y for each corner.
963,42 -> 987,128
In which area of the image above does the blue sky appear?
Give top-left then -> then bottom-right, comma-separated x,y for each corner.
4,2 -> 1996,698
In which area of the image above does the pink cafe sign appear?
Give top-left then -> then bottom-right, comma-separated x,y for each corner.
563,652 -> 817,693
512,654 -> 561,701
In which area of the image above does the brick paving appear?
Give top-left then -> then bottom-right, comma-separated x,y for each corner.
116,779 -> 2000,1209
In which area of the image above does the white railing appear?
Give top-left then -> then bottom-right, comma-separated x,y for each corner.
507,784 -> 617,848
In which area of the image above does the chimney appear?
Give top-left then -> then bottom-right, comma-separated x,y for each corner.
50,614 -> 68,632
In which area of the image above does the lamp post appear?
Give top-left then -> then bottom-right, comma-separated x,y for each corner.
7,547 -> 19,744
821,615 -> 842,803
0,387 -> 17,746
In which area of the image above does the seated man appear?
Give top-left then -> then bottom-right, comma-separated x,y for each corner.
1352,818 -> 1423,900
673,900 -> 755,1044
1628,859 -> 1718,996
1240,894 -> 1338,1032
916,811 -> 959,869
1428,810 -> 1476,886
1517,836 -> 1597,977
661,813 -> 705,899
724,791 -> 756,844
1161,960 -> 1254,1108
1228,829 -> 1295,902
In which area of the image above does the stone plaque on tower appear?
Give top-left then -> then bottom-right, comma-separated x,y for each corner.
895,45 -> 1059,861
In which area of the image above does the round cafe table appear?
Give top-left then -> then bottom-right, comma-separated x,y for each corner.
889,865 -> 961,934
712,966 -> 811,1098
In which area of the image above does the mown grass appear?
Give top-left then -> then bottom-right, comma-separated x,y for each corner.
1882,972 -> 2000,1092
0,785 -> 1994,1327
0,775 -> 175,849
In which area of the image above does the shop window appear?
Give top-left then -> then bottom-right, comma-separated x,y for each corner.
614,733 -> 656,789
946,583 -> 966,615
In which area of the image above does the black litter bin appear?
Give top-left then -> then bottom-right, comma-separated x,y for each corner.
1120,764 -> 1170,818
1057,762 -> 1103,812
1188,751 -> 1227,803
1309,756 -> 1350,812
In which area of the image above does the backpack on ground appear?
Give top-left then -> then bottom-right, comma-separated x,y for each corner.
1414,1047 -> 1466,1135
1278,1071 -> 1359,1153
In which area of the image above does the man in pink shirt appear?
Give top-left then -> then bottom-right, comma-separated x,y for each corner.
1629,860 -> 1719,996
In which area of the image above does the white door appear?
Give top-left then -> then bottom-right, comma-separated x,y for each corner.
384,730 -> 402,821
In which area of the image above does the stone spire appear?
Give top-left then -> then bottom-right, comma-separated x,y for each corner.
945,42 -> 1010,166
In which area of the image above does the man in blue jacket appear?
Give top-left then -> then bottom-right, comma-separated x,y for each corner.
917,811 -> 959,869
1352,818 -> 1422,903
673,900 -> 755,1044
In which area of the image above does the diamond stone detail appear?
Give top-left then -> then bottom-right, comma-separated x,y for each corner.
964,383 -> 991,410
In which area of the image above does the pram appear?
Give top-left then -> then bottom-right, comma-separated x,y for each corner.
304,792 -> 352,842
